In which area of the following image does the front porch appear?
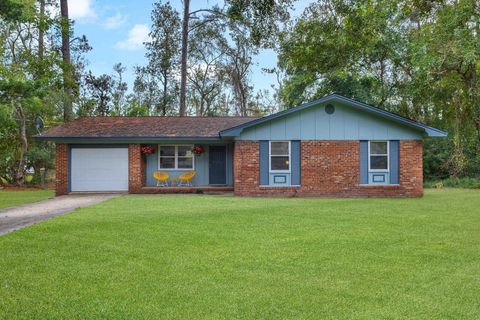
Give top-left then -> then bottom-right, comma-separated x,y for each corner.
139,142 -> 234,192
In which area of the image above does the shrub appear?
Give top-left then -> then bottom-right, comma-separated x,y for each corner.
424,177 -> 480,189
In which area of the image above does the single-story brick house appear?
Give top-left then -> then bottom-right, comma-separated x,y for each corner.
36,94 -> 446,197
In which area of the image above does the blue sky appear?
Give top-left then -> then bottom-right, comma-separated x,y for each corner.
68,0 -> 311,94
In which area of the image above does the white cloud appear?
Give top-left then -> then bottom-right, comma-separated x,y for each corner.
104,13 -> 127,29
68,0 -> 96,20
115,24 -> 150,50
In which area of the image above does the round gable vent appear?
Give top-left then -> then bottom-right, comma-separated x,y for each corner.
325,104 -> 335,115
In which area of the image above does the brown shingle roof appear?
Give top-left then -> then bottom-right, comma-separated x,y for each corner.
37,116 -> 258,139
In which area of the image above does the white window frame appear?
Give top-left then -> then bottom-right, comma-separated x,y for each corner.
158,144 -> 195,170
269,141 -> 291,173
368,141 -> 389,172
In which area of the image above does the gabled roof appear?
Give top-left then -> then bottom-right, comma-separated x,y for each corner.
35,94 -> 447,143
35,116 -> 258,142
219,94 -> 447,138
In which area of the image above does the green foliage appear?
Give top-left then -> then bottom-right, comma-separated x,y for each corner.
141,1 -> 181,115
84,72 -> 116,116
0,0 -> 24,22
425,177 -> 480,189
226,0 -> 294,47
124,98 -> 150,116
26,143 -> 54,171
0,103 -> 17,182
278,0 -> 480,179
0,0 -> 67,183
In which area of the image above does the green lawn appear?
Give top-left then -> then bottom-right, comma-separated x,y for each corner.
0,190 -> 479,319
0,189 -> 54,209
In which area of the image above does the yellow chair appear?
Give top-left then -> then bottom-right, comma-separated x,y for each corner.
178,171 -> 196,187
153,170 -> 170,187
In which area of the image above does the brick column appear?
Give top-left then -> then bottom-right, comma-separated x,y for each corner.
55,144 -> 68,196
233,141 -> 260,196
399,140 -> 423,197
128,144 -> 144,193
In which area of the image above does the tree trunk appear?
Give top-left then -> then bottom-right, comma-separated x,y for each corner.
38,0 -> 45,62
162,76 -> 168,116
15,102 -> 28,185
179,0 -> 190,116
60,0 -> 73,122
239,82 -> 247,116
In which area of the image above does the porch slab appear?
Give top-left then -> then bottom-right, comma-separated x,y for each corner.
139,186 -> 234,194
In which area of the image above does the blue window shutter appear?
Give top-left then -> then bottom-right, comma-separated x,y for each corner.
360,141 -> 368,184
291,140 -> 301,185
259,140 -> 269,185
389,140 -> 400,184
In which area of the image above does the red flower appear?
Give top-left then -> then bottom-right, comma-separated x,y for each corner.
141,145 -> 155,154
192,146 -> 205,155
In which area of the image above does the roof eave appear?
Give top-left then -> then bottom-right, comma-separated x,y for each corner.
33,135 -> 232,143
424,128 -> 448,137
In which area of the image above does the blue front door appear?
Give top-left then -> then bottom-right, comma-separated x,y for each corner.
209,146 -> 226,185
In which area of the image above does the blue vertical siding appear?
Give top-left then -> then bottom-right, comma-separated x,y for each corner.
360,141 -> 369,184
238,103 -> 423,140
389,140 -> 400,184
291,140 -> 301,185
226,144 -> 233,185
146,152 -> 157,186
259,140 -> 269,186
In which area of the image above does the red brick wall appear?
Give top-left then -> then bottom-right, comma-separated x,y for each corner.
55,144 -> 68,196
128,144 -> 145,193
233,140 -> 423,197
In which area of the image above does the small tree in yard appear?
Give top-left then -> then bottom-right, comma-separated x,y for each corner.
0,79 -> 48,184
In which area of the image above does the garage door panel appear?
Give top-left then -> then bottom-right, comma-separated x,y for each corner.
71,148 -> 129,192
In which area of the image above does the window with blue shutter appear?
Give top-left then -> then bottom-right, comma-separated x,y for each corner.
260,140 -> 300,186
361,140 -> 399,185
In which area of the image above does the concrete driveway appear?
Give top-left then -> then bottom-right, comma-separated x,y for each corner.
0,194 -> 118,236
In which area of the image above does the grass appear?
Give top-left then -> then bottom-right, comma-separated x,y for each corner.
0,189 -> 54,209
0,189 -> 479,319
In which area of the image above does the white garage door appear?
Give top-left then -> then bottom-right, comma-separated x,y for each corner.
71,148 -> 129,192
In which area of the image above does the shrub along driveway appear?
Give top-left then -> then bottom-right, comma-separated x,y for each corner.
0,190 -> 479,319
0,194 -> 117,235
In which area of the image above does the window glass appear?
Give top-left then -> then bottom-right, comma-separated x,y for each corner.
178,157 -> 193,169
271,142 -> 289,155
160,146 -> 175,157
178,146 -> 193,157
370,141 -> 387,155
370,156 -> 388,170
159,145 -> 194,170
270,141 -> 290,171
160,157 -> 175,169
271,156 -> 289,171
369,141 -> 388,170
